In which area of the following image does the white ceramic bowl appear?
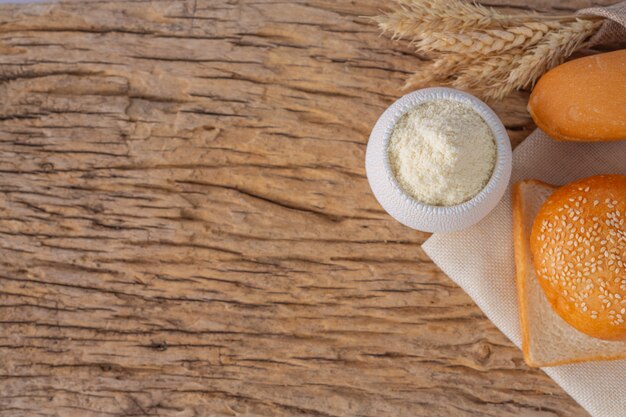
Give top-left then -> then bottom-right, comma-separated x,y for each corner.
365,87 -> 512,233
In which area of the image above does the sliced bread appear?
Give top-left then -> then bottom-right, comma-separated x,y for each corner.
512,179 -> 626,367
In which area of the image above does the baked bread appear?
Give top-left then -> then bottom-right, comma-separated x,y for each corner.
528,50 -> 626,142
531,175 -> 626,341
513,179 -> 626,367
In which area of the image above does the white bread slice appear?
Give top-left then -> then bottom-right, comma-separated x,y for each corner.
512,180 -> 626,367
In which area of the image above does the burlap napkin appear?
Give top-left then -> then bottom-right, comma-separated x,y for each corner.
579,1 -> 626,46
423,130 -> 626,417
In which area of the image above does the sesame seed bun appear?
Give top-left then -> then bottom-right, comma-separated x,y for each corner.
530,175 -> 626,341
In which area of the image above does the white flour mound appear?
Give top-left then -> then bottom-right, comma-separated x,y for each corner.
387,99 -> 496,206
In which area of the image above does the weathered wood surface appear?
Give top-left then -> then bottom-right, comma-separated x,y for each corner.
0,0 -> 616,416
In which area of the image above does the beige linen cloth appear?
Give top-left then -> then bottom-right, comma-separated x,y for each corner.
423,5 -> 626,417
423,131 -> 626,417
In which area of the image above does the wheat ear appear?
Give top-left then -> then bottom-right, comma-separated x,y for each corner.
451,19 -> 601,99
377,0 -> 585,40
375,0 -> 510,39
416,21 -> 560,54
376,0 -> 604,99
507,19 -> 602,90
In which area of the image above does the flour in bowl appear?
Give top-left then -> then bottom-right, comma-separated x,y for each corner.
387,100 -> 496,206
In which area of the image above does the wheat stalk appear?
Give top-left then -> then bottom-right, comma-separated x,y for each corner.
506,19 -> 601,91
375,0 -> 499,37
404,55 -> 467,88
416,21 -> 561,54
406,53 -> 517,98
376,0 -> 583,39
452,53 -> 524,99
376,0 -> 604,99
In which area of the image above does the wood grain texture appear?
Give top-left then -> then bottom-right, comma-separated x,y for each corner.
0,1 -> 616,416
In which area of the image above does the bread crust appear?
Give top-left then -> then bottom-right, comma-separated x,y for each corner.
512,180 -> 549,367
529,50 -> 626,142
530,175 -> 626,341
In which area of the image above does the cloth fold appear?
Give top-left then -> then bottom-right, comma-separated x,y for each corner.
422,130 -> 626,417
578,1 -> 626,46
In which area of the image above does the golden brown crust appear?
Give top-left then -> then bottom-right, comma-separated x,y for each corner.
530,175 -> 626,341
529,50 -> 626,142
513,180 -> 555,367
525,349 -> 626,368
512,182 -> 528,361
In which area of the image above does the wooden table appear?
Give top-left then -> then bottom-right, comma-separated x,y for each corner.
0,1 -> 612,416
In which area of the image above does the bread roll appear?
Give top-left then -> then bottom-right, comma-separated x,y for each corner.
528,50 -> 626,142
513,180 -> 626,366
530,175 -> 626,341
